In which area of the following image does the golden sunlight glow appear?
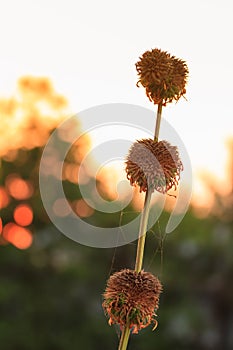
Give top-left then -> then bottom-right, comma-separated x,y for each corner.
0,77 -> 68,157
96,163 -> 123,201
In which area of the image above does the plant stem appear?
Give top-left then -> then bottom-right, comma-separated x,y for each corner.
154,102 -> 163,142
118,102 -> 163,350
134,188 -> 153,272
118,325 -> 130,350
135,101 -> 163,273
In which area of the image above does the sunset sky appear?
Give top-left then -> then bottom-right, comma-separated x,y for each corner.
0,0 -> 232,195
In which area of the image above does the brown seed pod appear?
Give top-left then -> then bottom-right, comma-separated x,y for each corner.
102,269 -> 162,334
136,48 -> 188,105
125,139 -> 183,194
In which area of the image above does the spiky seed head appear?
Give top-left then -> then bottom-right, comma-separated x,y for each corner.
102,269 -> 162,334
136,48 -> 188,105
125,139 -> 183,194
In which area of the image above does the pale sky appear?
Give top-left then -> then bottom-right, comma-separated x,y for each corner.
0,0 -> 232,190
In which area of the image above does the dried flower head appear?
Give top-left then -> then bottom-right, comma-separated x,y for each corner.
102,269 -> 162,334
125,139 -> 183,194
136,48 -> 188,105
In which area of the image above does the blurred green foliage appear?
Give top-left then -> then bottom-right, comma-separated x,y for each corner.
0,148 -> 232,350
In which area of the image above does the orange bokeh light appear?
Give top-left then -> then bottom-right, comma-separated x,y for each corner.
0,218 -> 8,246
73,199 -> 94,218
0,186 -> 10,209
3,223 -> 33,249
13,204 -> 33,226
6,175 -> 33,200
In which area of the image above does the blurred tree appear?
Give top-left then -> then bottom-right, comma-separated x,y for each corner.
0,77 -> 91,249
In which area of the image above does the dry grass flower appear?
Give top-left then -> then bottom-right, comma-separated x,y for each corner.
136,48 -> 188,105
102,269 -> 162,334
125,139 -> 183,194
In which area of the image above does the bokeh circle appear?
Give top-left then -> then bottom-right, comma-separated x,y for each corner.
39,103 -> 192,248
